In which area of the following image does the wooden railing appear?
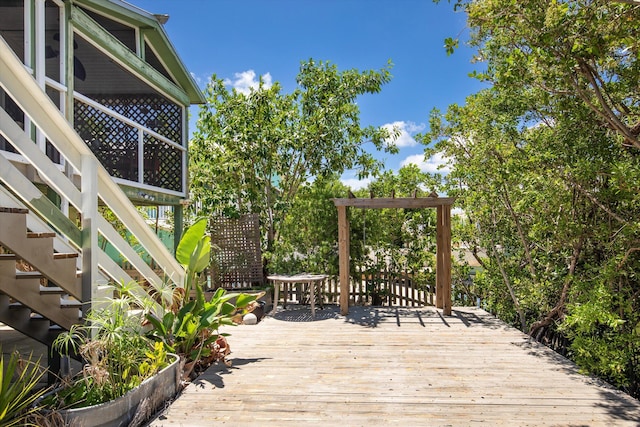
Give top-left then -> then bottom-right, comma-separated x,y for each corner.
319,273 -> 433,307
251,272 -> 435,307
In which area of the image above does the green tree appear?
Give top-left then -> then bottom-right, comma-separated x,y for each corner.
271,174 -> 348,275
427,0 -> 640,396
190,59 -> 398,258
438,0 -> 640,149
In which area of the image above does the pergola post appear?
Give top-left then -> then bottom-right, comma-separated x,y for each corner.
337,205 -> 350,316
436,204 -> 452,316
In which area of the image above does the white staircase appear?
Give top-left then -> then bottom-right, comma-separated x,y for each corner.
0,31 -> 183,351
0,208 -> 82,345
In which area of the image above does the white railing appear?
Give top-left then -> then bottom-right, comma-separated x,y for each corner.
73,92 -> 186,197
0,36 -> 184,306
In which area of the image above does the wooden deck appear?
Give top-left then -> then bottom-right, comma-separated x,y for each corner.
148,306 -> 640,426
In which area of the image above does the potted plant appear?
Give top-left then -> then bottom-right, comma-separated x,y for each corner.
39,281 -> 180,427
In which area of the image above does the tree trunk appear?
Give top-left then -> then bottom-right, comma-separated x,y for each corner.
529,233 -> 584,338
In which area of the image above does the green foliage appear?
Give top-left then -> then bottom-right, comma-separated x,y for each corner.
268,174 -> 347,275
0,350 -> 47,427
342,165 -> 443,301
352,165 -> 439,266
428,0 -> 640,396
462,0 -> 640,150
444,37 -> 459,56
144,218 -> 261,378
176,218 -> 211,296
49,283 -> 171,409
190,59 -> 397,255
144,286 -> 259,372
561,271 -> 640,393
271,165 -> 444,303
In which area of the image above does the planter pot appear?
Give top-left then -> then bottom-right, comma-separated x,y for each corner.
48,353 -> 181,427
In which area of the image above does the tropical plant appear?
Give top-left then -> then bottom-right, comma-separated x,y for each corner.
0,349 -> 48,427
175,217 -> 210,297
144,218 -> 262,378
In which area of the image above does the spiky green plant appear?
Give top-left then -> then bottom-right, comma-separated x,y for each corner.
0,349 -> 48,427
49,286 -> 171,409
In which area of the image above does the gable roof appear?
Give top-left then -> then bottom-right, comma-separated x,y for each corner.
74,0 -> 205,104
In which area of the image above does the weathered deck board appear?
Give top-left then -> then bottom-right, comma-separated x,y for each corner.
149,306 -> 640,426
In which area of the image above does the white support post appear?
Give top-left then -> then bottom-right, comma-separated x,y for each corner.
138,128 -> 144,184
81,155 -> 98,319
182,105 -> 187,194
24,0 -> 31,68
35,0 -> 46,152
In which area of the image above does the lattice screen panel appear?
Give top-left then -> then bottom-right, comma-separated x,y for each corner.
74,94 -> 184,191
74,101 -> 138,181
210,214 -> 264,289
86,94 -> 182,142
143,135 -> 182,192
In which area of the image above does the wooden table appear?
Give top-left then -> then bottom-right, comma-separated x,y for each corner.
267,274 -> 327,317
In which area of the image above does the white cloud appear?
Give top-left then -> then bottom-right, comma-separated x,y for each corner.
401,152 -> 452,174
382,121 -> 426,148
223,70 -> 273,95
341,176 -> 372,191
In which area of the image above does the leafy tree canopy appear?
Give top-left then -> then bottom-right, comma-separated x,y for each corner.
438,0 -> 640,150
425,0 -> 640,396
189,59 -> 398,253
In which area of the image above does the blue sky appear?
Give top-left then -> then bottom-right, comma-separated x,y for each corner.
130,0 -> 486,189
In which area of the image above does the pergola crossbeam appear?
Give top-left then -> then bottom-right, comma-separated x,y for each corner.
333,197 -> 456,209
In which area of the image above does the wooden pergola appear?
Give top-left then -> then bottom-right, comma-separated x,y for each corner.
333,195 -> 455,316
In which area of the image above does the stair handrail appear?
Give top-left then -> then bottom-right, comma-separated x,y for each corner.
0,136 -> 167,299
0,180 -> 165,315
0,36 -> 185,289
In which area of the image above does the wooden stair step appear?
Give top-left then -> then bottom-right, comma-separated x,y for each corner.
40,285 -> 66,295
26,232 -> 56,238
0,253 -> 17,260
60,299 -> 82,308
30,312 -> 49,320
53,252 -> 79,259
28,313 -> 53,327
10,298 -> 82,314
16,271 -> 44,279
30,313 -> 62,328
8,301 -> 31,311
0,211 -> 80,298
0,207 -> 28,214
